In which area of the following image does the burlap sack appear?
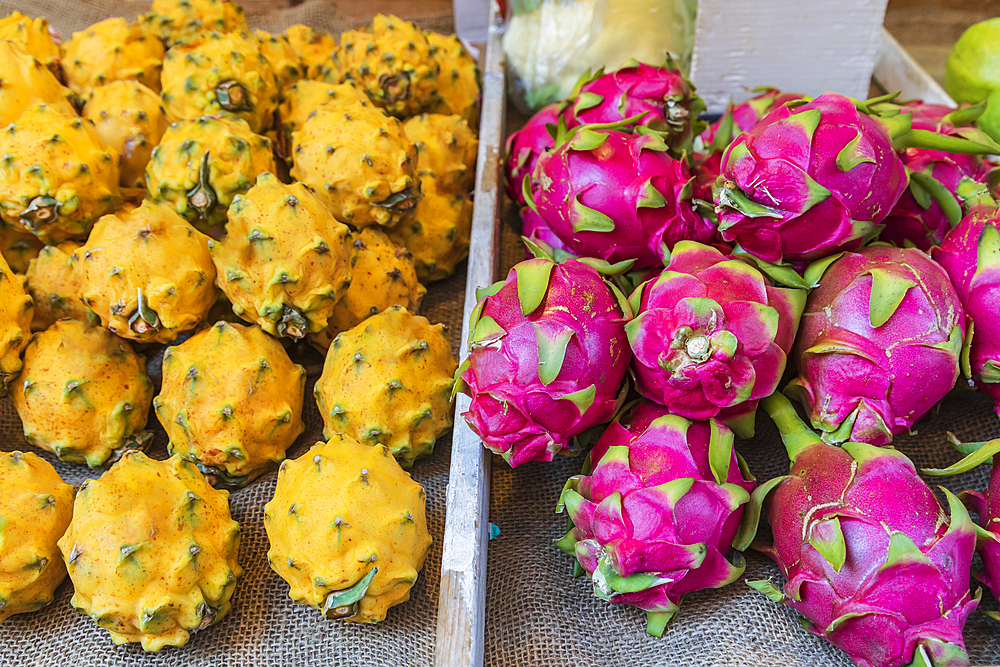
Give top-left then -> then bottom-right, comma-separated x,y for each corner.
484,218 -> 1000,667
0,3 -> 461,666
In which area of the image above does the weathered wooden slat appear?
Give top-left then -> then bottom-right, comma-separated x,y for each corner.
434,3 -> 505,667
873,27 -> 954,106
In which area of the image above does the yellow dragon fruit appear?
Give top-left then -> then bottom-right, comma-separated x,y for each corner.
315,306 -> 457,468
308,227 -> 426,353
61,18 -> 164,94
0,12 -> 60,76
0,451 -> 74,623
58,451 -> 242,651
276,79 -> 367,161
403,112 -> 478,194
338,14 -> 441,118
290,99 -> 420,228
0,41 -> 74,127
387,173 -> 472,283
208,172 -> 353,339
25,241 -> 94,331
161,31 -> 281,134
0,103 -> 120,244
74,200 -> 217,343
12,319 -> 153,468
283,24 -> 336,81
253,29 -> 302,92
83,81 -> 169,189
426,31 -> 480,126
0,226 -> 43,274
155,320 -> 306,488
0,252 -> 32,395
141,0 -> 248,47
265,434 -> 432,623
146,115 -> 275,232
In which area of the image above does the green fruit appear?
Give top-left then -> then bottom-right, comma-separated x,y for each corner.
946,18 -> 1000,104
979,88 -> 1000,144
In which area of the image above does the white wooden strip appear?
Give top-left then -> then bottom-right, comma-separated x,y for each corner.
434,2 -> 505,666
691,0 -> 889,113
873,27 -> 955,106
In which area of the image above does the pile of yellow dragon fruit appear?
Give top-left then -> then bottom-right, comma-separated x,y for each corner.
459,59 -> 1000,666
0,0 -> 479,652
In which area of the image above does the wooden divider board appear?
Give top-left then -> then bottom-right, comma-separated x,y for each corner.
435,3 -> 505,667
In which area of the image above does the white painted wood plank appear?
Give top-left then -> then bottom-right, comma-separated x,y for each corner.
874,27 -> 955,106
691,0 -> 889,113
434,2 -> 504,666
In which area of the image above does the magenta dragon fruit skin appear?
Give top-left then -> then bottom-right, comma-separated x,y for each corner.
556,401 -> 754,636
880,149 -> 994,251
714,92 -> 908,264
520,205 -> 572,260
457,258 -> 631,468
564,59 -> 706,155
528,128 -> 716,270
932,206 -> 1000,415
736,392 -> 978,667
625,241 -> 805,437
699,88 -> 808,148
504,102 -> 561,206
786,244 -> 966,446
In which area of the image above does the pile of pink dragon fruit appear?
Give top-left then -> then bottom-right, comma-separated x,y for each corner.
455,59 -> 1000,667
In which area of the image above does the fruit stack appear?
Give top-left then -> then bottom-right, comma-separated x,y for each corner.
0,1 -> 478,652
463,61 -> 1000,666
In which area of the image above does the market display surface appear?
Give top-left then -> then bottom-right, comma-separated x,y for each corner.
0,0 -> 476,664
474,60 -> 1000,667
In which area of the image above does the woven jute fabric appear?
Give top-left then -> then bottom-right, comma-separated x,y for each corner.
484,217 -> 1000,667
0,4 -> 460,666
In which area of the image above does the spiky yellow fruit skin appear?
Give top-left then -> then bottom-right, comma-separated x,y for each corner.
58,451 -> 241,652
290,99 -> 420,229
337,14 -> 441,118
284,24 -> 336,81
387,173 -> 472,283
427,32 -> 481,127
13,320 -> 153,468
155,321 -> 306,488
84,81 -> 169,189
253,29 -> 302,92
315,306 -> 457,468
277,80 -> 367,162
146,116 -> 275,231
265,434 -> 431,623
0,12 -> 60,73
62,18 -> 165,94
308,228 -> 425,353
141,0 -> 248,47
161,31 -> 281,134
75,200 -> 217,344
0,451 -> 74,623
25,241 -> 94,332
0,225 -> 43,274
0,41 -> 74,127
0,252 -> 33,395
403,113 -> 478,195
209,172 -> 353,339
0,103 -> 121,244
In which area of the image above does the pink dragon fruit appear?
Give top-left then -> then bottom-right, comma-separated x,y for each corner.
527,127 -> 716,269
932,205 -> 1000,415
563,58 -> 706,156
715,92 -> 910,263
787,245 -> 965,446
925,436 -> 1000,620
625,241 -> 805,437
699,88 -> 808,149
520,205 -> 572,260
735,392 -> 978,667
504,103 -> 561,206
457,257 -> 631,467
556,400 -> 754,637
880,149 -> 995,251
